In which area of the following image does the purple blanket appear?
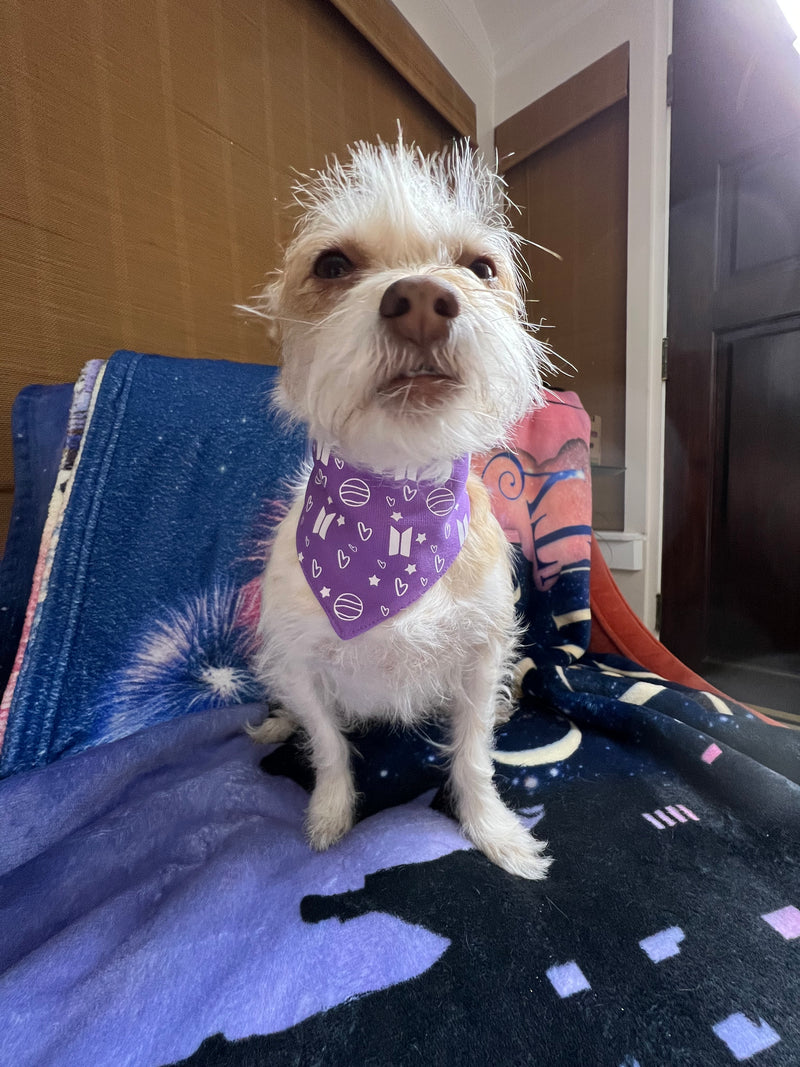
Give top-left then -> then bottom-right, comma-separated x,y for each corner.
1,705 -> 479,1065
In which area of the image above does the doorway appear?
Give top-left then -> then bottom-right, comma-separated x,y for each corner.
662,0 -> 800,713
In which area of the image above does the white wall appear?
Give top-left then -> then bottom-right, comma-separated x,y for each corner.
391,0 -> 496,149
394,0 -> 672,630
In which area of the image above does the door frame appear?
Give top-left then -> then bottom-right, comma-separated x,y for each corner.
493,14 -> 671,629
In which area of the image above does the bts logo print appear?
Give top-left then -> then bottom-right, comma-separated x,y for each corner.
389,526 -> 413,558
297,443 -> 471,639
313,507 -> 337,540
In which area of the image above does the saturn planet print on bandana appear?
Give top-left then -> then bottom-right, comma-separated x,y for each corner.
297,443 -> 471,639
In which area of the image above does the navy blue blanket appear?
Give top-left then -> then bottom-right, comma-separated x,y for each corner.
1,351 -> 798,1066
0,352 -> 305,773
0,381 -> 73,694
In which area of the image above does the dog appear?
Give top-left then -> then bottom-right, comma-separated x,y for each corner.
248,137 -> 552,879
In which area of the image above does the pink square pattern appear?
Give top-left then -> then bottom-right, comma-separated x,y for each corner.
701,743 -> 723,764
761,905 -> 800,940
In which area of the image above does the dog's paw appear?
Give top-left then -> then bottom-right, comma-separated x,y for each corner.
246,714 -> 297,745
305,805 -> 355,851
305,777 -> 356,851
483,829 -> 552,880
469,817 -> 552,880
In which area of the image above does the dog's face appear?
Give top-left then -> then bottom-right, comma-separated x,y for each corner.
265,140 -> 548,473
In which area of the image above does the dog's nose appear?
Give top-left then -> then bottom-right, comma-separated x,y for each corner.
379,276 -> 460,345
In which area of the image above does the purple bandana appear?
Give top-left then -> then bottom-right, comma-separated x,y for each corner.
297,443 -> 471,639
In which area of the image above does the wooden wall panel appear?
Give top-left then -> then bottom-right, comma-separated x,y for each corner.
505,99 -> 629,530
329,0 -> 476,139
0,0 -> 459,549
495,42 -> 629,172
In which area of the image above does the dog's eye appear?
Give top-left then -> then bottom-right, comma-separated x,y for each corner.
313,251 -> 354,280
466,257 -> 496,281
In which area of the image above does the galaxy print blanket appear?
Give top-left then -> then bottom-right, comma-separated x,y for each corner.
0,350 -> 798,1067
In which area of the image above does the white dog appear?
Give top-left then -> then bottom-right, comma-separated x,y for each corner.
249,137 -> 552,879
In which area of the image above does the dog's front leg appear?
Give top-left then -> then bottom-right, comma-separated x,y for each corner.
282,673 -> 356,851
447,657 -> 551,880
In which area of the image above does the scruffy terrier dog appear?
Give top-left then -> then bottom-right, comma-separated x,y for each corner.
249,137 -> 551,879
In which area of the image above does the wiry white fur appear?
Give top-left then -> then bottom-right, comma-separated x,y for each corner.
249,137 -> 552,879
254,137 -> 552,476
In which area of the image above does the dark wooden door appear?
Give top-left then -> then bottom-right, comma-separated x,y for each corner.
662,0 -> 800,711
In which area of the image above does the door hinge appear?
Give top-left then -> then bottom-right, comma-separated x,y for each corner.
661,337 -> 669,381
666,53 -> 674,108
655,592 -> 663,632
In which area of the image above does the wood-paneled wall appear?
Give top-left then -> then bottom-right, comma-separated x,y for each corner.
0,0 -> 460,548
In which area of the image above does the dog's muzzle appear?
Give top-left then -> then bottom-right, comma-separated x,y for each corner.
379,276 -> 460,347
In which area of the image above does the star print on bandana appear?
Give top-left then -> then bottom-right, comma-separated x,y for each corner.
297,443 -> 471,639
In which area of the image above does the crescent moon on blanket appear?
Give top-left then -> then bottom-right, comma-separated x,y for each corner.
491,718 -> 582,767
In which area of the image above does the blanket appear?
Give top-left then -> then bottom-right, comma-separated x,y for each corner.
0,379 -> 74,694
1,351 -> 798,1066
0,352 -> 305,770
0,361 -> 104,735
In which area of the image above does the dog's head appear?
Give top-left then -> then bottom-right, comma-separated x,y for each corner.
262,137 -> 550,474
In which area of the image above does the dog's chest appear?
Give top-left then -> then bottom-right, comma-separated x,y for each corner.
261,482 -> 513,723
305,590 -> 465,720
